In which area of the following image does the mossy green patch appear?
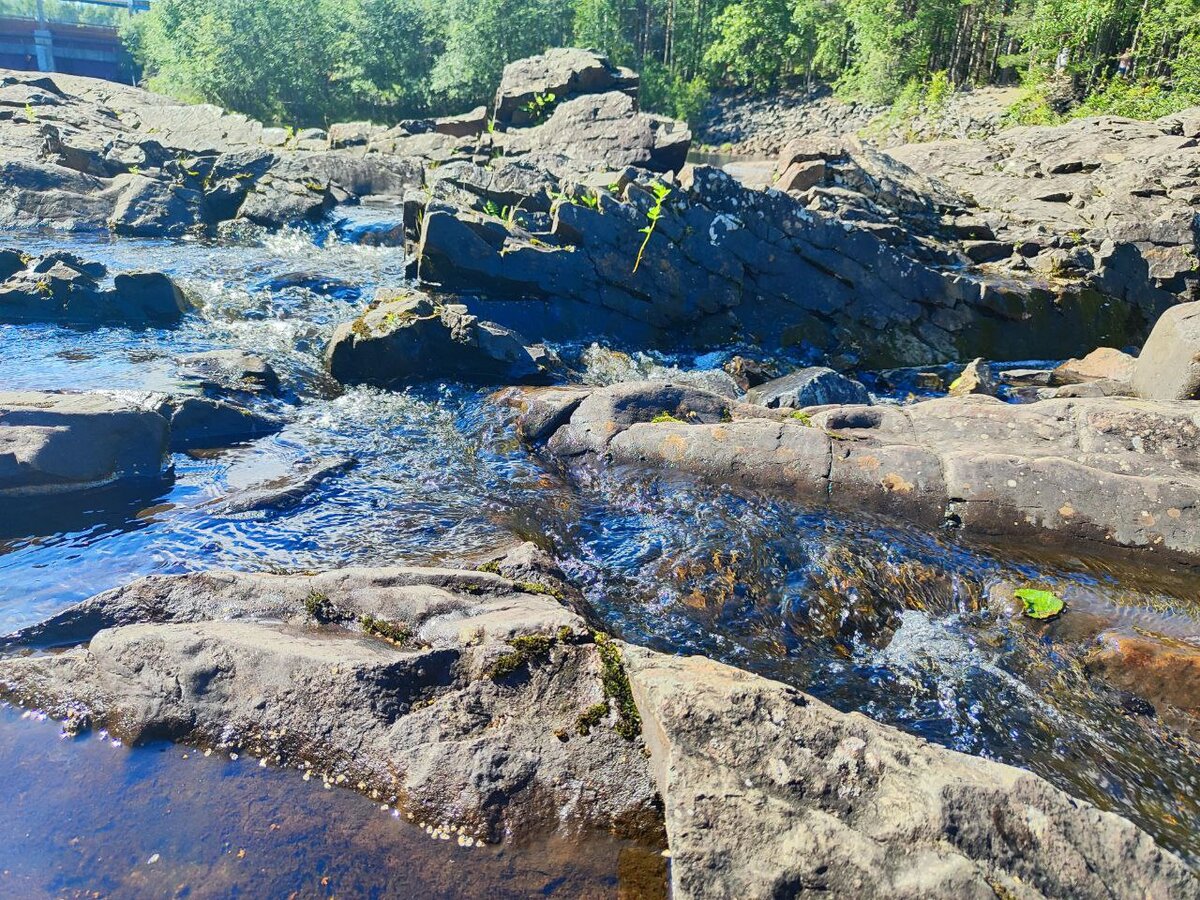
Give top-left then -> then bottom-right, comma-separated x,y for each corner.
359,614 -> 411,645
1015,588 -> 1065,620
595,632 -> 642,741
576,702 -> 609,736
303,590 -> 340,624
650,412 -> 684,424
513,580 -> 564,600
488,634 -> 555,679
789,410 -> 813,426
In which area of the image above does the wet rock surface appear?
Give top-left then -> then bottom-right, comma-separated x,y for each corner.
0,390 -> 169,496
326,290 -> 551,386
518,381 -> 1200,562
0,249 -> 188,327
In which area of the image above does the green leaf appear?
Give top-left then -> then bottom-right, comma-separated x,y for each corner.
1015,588 -> 1064,620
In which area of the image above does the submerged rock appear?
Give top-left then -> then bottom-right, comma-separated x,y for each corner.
219,455 -> 356,514
0,390 -> 169,496
326,291 -> 551,387
744,366 -> 871,408
518,381 -> 1200,563
177,349 -> 281,396
1132,301 -> 1200,400
1085,632 -> 1200,736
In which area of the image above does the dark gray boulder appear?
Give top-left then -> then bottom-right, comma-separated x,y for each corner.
0,248 -> 25,281
326,291 -> 550,387
111,272 -> 191,326
493,48 -> 637,126
0,256 -> 189,327
157,396 -> 283,450
327,121 -> 387,149
433,106 -> 488,138
414,163 -> 1131,365
744,366 -> 871,408
0,391 -> 169,496
501,91 -> 691,174
108,173 -> 206,238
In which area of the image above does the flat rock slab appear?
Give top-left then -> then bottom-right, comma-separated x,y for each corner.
623,646 -> 1198,899
0,390 -> 169,495
517,382 -> 1200,563
0,563 -> 661,843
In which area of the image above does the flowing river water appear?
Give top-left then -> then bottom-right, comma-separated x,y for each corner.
1,221 -> 1198,895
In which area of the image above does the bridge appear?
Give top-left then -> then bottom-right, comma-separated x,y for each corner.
0,1 -> 150,83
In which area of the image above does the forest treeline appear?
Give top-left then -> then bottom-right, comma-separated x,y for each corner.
112,0 -> 1200,129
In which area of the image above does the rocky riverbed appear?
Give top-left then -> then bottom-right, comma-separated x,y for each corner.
1,49 -> 1199,897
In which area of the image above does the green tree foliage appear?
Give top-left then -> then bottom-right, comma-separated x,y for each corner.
125,0 -> 1200,128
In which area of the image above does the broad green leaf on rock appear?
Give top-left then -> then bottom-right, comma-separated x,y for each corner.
1015,588 -> 1064,620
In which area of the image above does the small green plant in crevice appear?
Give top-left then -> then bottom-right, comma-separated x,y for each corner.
513,580 -> 564,600
303,590 -> 340,624
594,632 -> 641,741
476,560 -> 502,575
650,411 -> 684,424
789,410 -> 813,426
632,183 -> 671,274
487,634 -> 555,680
24,102 -> 36,123
576,702 -> 608,736
1015,588 -> 1065,620
359,614 -> 411,645
521,91 -> 556,122
482,199 -> 524,228
579,190 -> 601,211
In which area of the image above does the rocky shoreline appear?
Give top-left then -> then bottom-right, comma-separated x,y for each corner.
1,547 -> 1196,898
2,47 -> 1200,897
